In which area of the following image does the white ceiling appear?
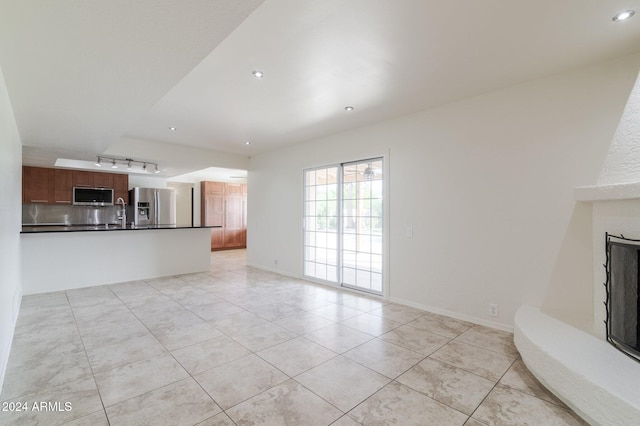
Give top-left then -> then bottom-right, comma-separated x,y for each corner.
3,0 -> 640,173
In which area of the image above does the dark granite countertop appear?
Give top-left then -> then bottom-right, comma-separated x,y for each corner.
21,224 -> 221,234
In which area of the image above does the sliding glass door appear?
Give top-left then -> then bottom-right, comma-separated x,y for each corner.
304,158 -> 384,295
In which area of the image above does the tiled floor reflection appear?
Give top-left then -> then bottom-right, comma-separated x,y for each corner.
0,249 -> 586,425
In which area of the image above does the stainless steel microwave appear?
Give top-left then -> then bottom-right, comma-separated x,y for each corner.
73,187 -> 114,206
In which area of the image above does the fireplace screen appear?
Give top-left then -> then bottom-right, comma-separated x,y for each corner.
606,233 -> 640,362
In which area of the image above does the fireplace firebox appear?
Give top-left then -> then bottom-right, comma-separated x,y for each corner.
605,233 -> 640,362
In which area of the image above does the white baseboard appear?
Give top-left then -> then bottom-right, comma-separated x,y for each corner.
245,262 -> 513,333
389,296 -> 513,333
246,262 -> 301,280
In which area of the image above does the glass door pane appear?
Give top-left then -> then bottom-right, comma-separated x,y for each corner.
303,166 -> 339,283
341,158 -> 383,294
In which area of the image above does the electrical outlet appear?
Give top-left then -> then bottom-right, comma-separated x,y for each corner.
274,259 -> 278,266
489,303 -> 499,317
406,226 -> 413,238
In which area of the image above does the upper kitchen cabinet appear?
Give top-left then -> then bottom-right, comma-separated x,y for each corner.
52,169 -> 73,204
73,169 -> 115,188
93,172 -> 113,188
72,170 -> 93,187
202,181 -> 225,195
22,167 -> 128,205
112,174 -> 129,204
73,170 -> 120,191
23,166 -> 53,203
225,183 -> 244,196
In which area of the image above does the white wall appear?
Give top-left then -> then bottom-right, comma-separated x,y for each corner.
0,65 -> 22,393
128,175 -> 168,189
168,176 -> 202,226
167,182 -> 195,227
248,54 -> 640,331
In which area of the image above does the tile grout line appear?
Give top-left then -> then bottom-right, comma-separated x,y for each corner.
464,356 -> 520,425
64,289 -> 111,426
109,276 -> 234,424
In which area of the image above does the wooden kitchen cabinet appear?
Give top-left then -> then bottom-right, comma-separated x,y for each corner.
73,170 -> 120,189
203,181 -> 225,195
23,167 -> 128,205
93,172 -> 113,188
203,193 -> 224,227
210,228 -> 224,249
23,166 -> 53,203
202,181 -> 225,249
112,173 -> 129,204
72,170 -> 93,187
201,181 -> 247,250
224,185 -> 245,248
53,169 -> 73,204
225,183 -> 244,196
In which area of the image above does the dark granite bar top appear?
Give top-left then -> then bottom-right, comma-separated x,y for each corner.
21,224 -> 221,234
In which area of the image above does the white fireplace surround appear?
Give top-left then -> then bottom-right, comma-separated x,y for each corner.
515,185 -> 640,425
515,70 -> 640,425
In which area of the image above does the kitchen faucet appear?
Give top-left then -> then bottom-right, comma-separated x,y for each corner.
116,197 -> 127,228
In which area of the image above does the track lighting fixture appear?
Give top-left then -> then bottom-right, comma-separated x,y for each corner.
94,156 -> 161,174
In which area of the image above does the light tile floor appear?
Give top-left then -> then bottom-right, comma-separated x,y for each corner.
0,249 -> 586,425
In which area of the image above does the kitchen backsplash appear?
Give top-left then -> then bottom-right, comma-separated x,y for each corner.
23,204 -> 119,225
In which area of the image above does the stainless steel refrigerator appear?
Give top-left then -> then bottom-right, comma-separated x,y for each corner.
129,187 -> 176,227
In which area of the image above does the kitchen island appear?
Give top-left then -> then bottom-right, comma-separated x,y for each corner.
21,226 -> 219,295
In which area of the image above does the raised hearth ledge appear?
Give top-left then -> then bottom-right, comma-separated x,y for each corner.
514,305 -> 640,425
575,181 -> 640,202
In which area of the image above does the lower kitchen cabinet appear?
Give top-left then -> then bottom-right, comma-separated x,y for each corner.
210,227 -> 224,249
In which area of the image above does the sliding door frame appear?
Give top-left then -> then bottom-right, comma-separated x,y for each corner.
302,153 -> 389,298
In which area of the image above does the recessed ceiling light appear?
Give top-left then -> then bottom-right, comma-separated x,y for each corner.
169,127 -> 176,131
252,70 -> 264,78
613,10 -> 635,21
345,106 -> 354,111
245,141 -> 251,146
